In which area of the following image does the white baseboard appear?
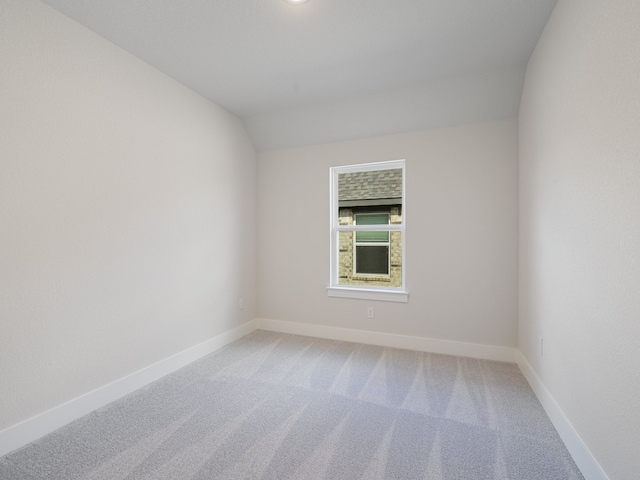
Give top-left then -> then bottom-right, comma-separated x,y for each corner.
0,319 -> 257,457
516,352 -> 609,480
257,318 -> 517,363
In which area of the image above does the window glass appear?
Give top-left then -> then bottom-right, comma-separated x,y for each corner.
331,162 -> 404,290
356,246 -> 389,275
355,213 -> 389,243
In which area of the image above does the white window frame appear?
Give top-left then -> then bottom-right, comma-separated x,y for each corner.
328,160 -> 408,303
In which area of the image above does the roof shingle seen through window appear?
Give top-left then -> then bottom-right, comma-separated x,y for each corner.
338,169 -> 402,201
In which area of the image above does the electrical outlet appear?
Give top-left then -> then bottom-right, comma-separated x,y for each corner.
367,307 -> 375,319
539,336 -> 544,356
238,298 -> 245,310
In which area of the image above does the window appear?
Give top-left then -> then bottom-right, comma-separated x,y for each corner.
328,160 -> 407,302
354,212 -> 390,275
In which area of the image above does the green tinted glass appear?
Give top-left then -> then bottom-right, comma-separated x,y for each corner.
356,231 -> 389,242
355,214 -> 389,242
356,213 -> 389,225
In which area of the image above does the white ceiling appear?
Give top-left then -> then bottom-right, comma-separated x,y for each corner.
38,0 -> 558,150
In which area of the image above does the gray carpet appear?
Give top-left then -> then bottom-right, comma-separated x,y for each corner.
0,331 -> 583,479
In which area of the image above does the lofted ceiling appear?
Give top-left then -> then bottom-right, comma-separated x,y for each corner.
38,0 -> 558,150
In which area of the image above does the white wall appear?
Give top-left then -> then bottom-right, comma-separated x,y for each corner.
258,120 -> 518,351
0,0 -> 256,433
519,0 -> 640,478
245,66 -> 525,151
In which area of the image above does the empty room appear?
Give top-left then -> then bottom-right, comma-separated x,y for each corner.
1,0 -> 638,479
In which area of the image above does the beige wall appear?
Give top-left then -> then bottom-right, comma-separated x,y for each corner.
519,0 -> 640,478
258,120 -> 518,348
0,0 -> 256,430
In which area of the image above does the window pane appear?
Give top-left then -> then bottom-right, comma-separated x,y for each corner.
355,213 -> 389,225
356,246 -> 389,275
356,230 -> 389,243
338,231 -> 353,281
338,169 -> 403,207
355,213 -> 390,242
337,231 -> 402,288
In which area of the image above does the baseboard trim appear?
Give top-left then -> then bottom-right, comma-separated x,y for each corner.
0,319 -> 258,457
257,318 -> 517,363
517,352 -> 609,480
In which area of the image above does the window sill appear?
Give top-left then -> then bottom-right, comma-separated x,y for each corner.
327,286 -> 409,303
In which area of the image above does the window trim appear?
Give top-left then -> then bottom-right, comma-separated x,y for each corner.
328,160 -> 408,303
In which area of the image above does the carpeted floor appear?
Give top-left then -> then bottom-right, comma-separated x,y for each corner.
0,330 -> 583,479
